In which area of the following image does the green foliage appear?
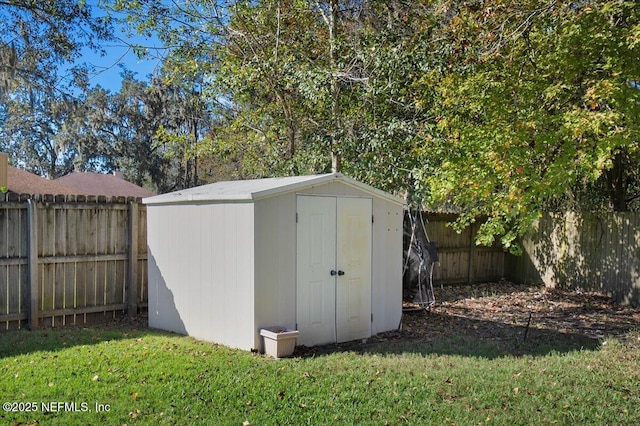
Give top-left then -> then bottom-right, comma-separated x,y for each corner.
107,0 -> 441,191
0,0 -> 113,94
0,0 -> 114,179
212,0 -> 337,174
108,0 -> 640,251
419,0 -> 640,251
0,83 -> 80,178
66,72 -> 213,192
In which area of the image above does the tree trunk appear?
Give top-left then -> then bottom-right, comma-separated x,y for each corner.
607,151 -> 628,211
328,0 -> 341,173
192,119 -> 199,187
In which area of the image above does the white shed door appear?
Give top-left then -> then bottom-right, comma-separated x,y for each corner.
296,195 -> 372,346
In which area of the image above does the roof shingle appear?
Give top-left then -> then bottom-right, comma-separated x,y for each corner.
55,172 -> 156,198
7,166 -> 79,195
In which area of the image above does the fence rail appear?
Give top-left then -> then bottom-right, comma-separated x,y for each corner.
0,193 -> 147,330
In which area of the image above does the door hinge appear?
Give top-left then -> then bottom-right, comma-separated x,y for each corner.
296,212 -> 298,223
371,313 -> 374,322
372,215 -> 374,224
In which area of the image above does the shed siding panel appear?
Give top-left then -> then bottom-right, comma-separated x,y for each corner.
198,204 -> 230,343
147,202 -> 255,351
299,181 -> 367,198
372,200 -> 403,334
148,205 -> 183,333
230,203 -> 255,350
197,206 -> 213,340
253,193 -> 297,351
180,205 -> 201,336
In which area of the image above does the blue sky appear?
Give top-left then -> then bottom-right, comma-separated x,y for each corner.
80,34 -> 162,92
72,3 -> 164,93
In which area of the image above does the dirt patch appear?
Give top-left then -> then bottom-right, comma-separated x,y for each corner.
295,282 -> 640,357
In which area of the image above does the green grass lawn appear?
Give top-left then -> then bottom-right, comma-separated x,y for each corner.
1,319 -> 639,426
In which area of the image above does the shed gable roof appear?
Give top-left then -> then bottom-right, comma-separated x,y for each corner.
143,173 -> 404,205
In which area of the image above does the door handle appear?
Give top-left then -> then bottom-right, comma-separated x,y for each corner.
337,270 -> 345,276
330,270 -> 337,276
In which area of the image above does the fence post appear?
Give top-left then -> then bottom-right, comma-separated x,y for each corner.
27,199 -> 39,330
467,222 -> 476,284
127,202 -> 139,317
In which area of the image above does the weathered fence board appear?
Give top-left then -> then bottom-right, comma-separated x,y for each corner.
1,205 -> 27,330
0,195 -> 148,329
137,206 -> 147,306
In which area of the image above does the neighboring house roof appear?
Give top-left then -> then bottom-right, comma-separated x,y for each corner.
143,173 -> 405,205
55,172 -> 156,198
7,166 -> 78,195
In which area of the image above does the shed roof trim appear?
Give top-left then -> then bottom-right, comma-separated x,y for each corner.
143,173 -> 405,205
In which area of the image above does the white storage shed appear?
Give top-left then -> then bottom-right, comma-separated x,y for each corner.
143,173 -> 404,352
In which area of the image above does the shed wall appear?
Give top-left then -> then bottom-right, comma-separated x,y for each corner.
371,201 -> 403,334
253,181 -> 402,350
147,202 -> 255,350
299,181 -> 402,334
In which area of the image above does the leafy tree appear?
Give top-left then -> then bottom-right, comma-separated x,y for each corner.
210,0 -> 443,191
108,0 -> 442,192
109,0 -> 324,176
215,0 -> 340,175
65,72 -> 216,192
0,70 -> 79,178
419,0 -> 640,252
336,1 -> 446,195
71,73 -> 169,189
150,75 -> 217,190
111,0 -> 640,253
0,0 -> 113,95
62,85 -> 116,173
0,0 -> 113,177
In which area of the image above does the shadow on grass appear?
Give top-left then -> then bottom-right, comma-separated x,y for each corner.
294,282 -> 640,359
294,310 -> 603,360
0,315 -> 156,359
3,287 -> 636,361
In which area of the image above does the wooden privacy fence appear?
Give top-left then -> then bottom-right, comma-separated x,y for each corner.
414,213 -> 506,285
506,211 -> 640,305
415,211 -> 640,306
0,193 -> 147,330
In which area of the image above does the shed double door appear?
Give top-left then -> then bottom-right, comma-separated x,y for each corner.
296,195 -> 372,346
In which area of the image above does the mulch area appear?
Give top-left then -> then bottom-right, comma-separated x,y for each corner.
406,282 -> 640,340
295,282 -> 640,357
